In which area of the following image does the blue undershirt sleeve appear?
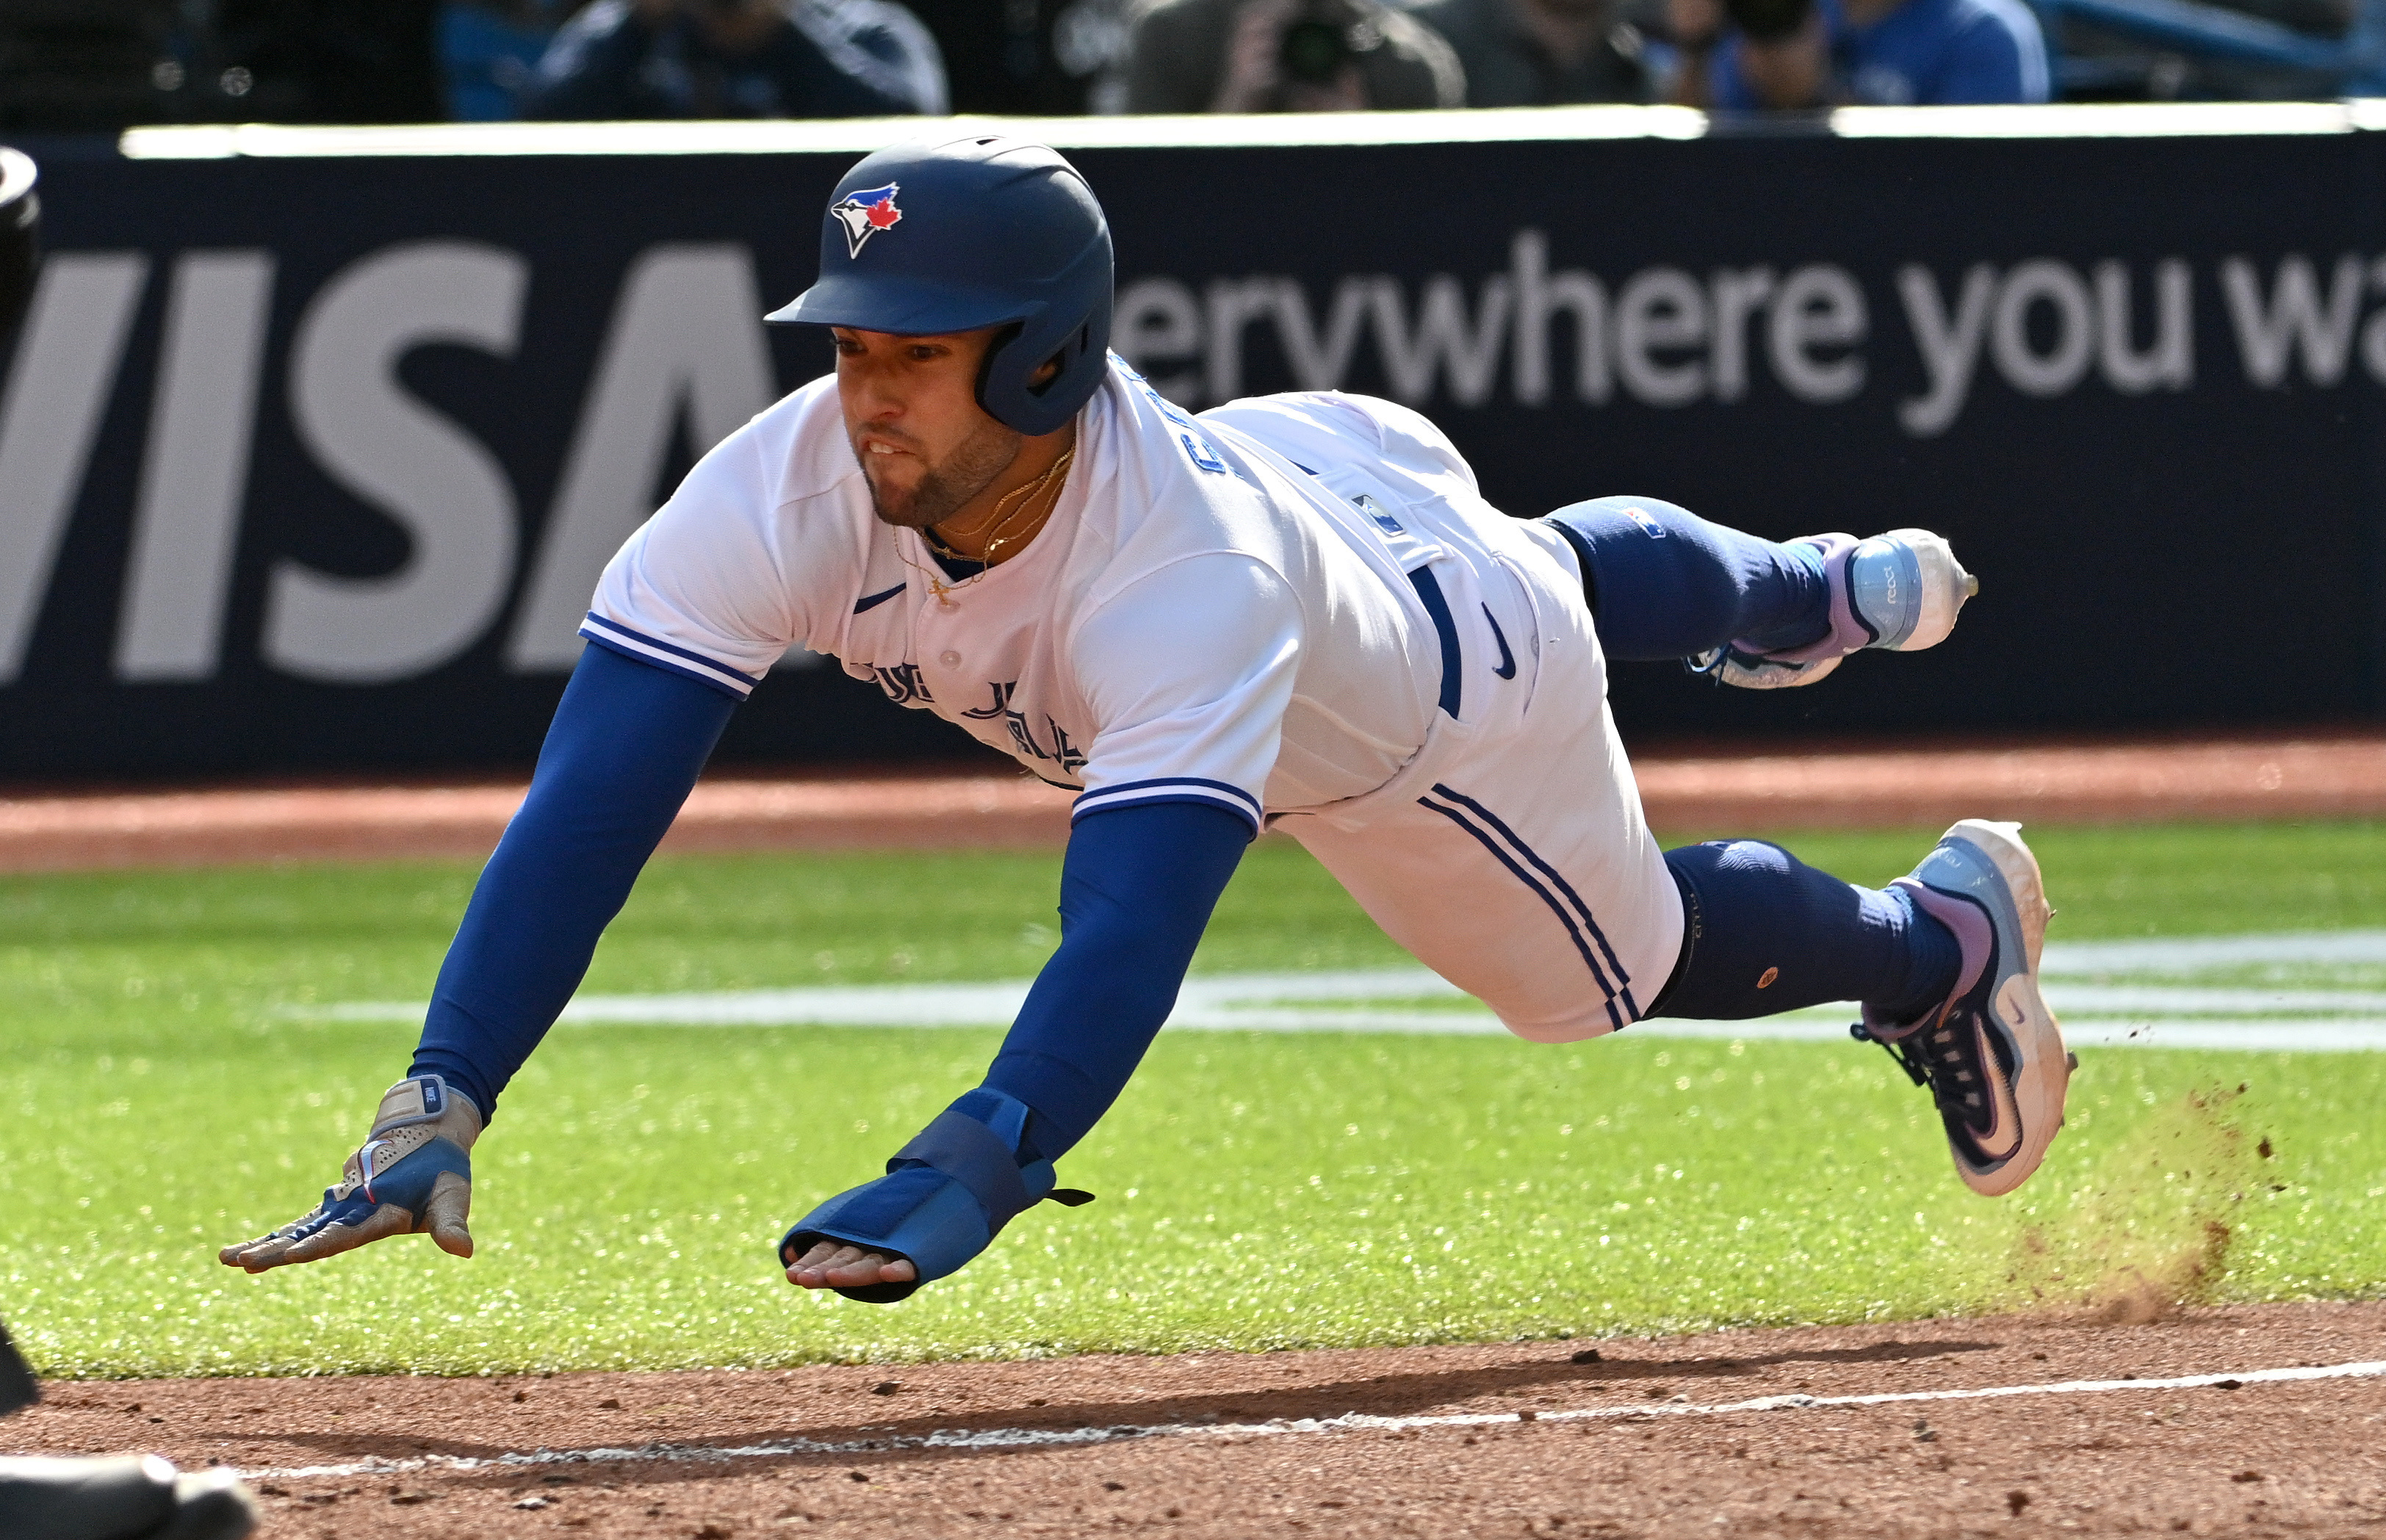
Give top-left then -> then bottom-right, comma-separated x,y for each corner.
408,642 -> 740,1120
981,800 -> 1253,1161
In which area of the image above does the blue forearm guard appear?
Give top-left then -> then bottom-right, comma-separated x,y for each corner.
779,803 -> 1243,1304
779,1088 -> 1092,1304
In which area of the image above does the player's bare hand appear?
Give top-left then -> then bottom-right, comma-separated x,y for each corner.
784,1240 -> 918,1290
218,1076 -> 481,1273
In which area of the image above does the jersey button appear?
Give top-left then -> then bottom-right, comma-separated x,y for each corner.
938,650 -> 962,668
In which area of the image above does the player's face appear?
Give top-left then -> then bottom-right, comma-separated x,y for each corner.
832,326 -> 1022,530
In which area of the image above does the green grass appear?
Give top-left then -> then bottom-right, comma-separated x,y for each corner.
4,821 -> 2385,1378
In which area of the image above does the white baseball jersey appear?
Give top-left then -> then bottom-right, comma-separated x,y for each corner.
585,352 -> 1684,1039
585,354 -> 1459,831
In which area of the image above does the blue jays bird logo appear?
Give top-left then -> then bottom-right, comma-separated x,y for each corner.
832,184 -> 904,258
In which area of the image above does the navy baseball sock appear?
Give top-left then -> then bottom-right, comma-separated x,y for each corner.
1540,496 -> 1831,660
1648,840 -> 1960,1024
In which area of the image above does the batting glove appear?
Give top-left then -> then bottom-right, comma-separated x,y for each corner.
217,1075 -> 480,1273
780,1088 -> 1092,1303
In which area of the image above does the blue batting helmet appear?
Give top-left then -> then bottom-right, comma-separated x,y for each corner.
768,134 -> 1114,438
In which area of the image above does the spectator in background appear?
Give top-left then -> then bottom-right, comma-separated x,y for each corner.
1123,0 -> 1464,112
1670,0 -> 2045,105
905,0 -> 1136,115
522,0 -> 945,118
441,0 -> 583,119
1410,0 -> 1654,104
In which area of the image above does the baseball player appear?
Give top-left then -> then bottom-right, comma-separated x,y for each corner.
220,136 -> 2068,1304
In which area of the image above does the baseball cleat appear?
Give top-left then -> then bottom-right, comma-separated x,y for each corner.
1853,820 -> 2070,1197
1691,529 -> 1977,689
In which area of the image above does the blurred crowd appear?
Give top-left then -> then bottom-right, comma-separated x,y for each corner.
0,0 -> 2358,134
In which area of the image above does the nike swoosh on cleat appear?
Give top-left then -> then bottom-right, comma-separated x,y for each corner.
1482,604 -> 1516,680
1968,1013 -> 2026,1165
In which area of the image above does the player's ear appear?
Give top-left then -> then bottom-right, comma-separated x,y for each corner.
1028,353 -> 1064,388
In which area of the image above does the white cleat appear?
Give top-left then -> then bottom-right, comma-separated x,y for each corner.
1693,528 -> 1978,690
1856,820 -> 2072,1198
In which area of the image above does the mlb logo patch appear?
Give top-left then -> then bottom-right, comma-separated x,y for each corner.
1356,494 -> 1403,535
832,183 -> 904,258
1626,507 -> 1667,538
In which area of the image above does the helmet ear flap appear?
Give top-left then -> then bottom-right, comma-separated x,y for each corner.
989,267 -> 1113,435
974,321 -> 1028,422
976,305 -> 1106,434
1029,324 -> 1091,399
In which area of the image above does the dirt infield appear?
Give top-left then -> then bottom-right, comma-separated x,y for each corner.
10,736 -> 2386,1535
7,1301 -> 2382,1536
4,731 -> 2383,873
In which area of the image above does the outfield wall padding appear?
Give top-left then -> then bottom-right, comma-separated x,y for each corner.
4,111 -> 2383,776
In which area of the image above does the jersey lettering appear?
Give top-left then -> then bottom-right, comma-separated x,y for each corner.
873,662 -> 933,706
950,679 -> 1084,777
959,680 -> 1015,720
1004,710 -> 1051,762
1181,432 -> 1228,475
1048,717 -> 1089,774
1126,370 -> 1230,476
1000,706 -> 1088,775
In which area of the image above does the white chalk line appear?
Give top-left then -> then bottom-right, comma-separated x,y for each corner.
291,934 -> 2386,1049
226,1357 -> 2386,1483
301,968 -> 2386,1052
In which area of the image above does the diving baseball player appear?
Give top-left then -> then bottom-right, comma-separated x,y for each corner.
221,136 -> 2069,1304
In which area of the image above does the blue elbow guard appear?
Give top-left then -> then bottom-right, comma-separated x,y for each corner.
779,1088 -> 1093,1304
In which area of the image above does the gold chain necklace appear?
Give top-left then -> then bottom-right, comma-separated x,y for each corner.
933,448 -> 1061,543
906,448 -> 1075,605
